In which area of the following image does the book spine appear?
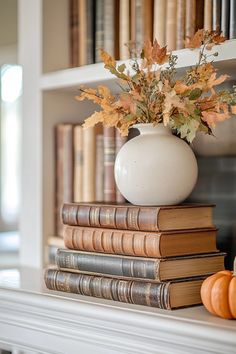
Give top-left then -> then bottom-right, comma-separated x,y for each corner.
153,0 -> 166,46
44,269 -> 171,309
221,0 -> 230,37
115,129 -> 127,203
119,0 -> 130,59
95,134 -> 104,202
204,0 -> 213,30
229,0 -> 236,38
78,0 -> 87,66
185,0 -> 196,42
212,0 -> 221,31
95,0 -> 104,62
104,0 -> 115,55
62,204 -> 160,231
56,249 -> 159,280
142,0 -> 154,41
166,0 -> 177,51
63,226 -> 162,257
82,127 -> 96,202
73,125 -> 83,203
104,127 -> 116,202
86,0 -> 95,64
176,0 -> 186,50
55,125 -> 74,236
195,0 -> 204,30
69,0 -> 77,67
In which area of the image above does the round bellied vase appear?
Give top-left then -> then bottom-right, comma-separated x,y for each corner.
114,123 -> 198,205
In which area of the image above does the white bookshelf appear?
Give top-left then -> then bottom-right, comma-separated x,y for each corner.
18,0 -> 236,268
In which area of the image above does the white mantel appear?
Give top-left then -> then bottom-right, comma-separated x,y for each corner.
0,267 -> 235,354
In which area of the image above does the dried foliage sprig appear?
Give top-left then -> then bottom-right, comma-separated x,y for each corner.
76,29 -> 236,142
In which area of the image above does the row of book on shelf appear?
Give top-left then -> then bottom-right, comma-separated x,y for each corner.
55,123 -> 127,236
70,0 -> 236,67
45,202 -> 225,310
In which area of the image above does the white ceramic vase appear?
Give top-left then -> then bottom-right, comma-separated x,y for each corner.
114,123 -> 198,205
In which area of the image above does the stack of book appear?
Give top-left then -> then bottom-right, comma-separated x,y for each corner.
45,202 -> 225,310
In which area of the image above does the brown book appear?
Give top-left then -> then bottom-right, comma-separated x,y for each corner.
185,0 -> 196,43
44,269 -> 204,309
176,0 -> 186,50
55,124 -> 74,236
56,250 -> 225,281
195,0 -> 204,30
104,0 -> 115,56
62,203 -> 215,231
63,226 -> 218,257
143,0 -> 154,41
70,0 -> 79,67
166,0 -> 177,51
212,0 -> 221,31
104,127 -> 116,202
130,0 -> 153,45
153,0 -> 166,46
95,0 -> 104,62
221,0 -> 230,38
78,0 -> 87,66
204,0 -> 213,30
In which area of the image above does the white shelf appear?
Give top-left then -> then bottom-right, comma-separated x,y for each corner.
0,267 -> 236,354
40,40 -> 236,92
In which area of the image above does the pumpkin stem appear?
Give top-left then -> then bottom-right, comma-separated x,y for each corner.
234,257 -> 236,276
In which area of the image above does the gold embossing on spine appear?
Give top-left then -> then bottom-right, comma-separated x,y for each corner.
127,208 -> 140,230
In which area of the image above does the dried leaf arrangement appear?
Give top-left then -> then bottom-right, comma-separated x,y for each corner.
77,30 -> 236,142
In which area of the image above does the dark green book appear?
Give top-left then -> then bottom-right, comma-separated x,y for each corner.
55,249 -> 225,281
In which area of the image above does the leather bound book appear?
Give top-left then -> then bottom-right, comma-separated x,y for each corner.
55,124 -> 74,237
104,127 -> 116,202
119,0 -> 130,59
221,0 -> 230,37
130,0 -> 143,45
212,0 -> 221,31
143,0 -> 154,41
185,0 -> 196,43
229,0 -> 236,38
204,0 -> 213,30
115,129 -> 127,203
62,203 -> 215,231
44,269 -> 204,309
95,0 -> 104,62
78,0 -> 87,66
153,0 -> 166,46
55,250 -> 225,281
176,0 -> 186,50
166,0 -> 177,51
73,125 -> 83,203
63,226 -> 218,257
69,0 -> 78,67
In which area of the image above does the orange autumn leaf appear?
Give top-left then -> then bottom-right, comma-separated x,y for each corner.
174,81 -> 191,94
152,39 -> 169,65
206,73 -> 229,89
100,49 -> 116,68
231,105 -> 236,114
185,29 -> 204,49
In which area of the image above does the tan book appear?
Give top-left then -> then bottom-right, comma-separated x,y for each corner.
78,0 -> 87,66
45,269 -> 205,309
62,203 -> 215,231
153,0 -> 166,46
204,0 -> 213,30
185,0 -> 196,43
56,249 -> 225,282
104,0 -> 115,55
166,0 -> 177,51
176,0 -> 186,50
119,0 -> 130,59
196,0 -> 204,30
82,127 -> 95,202
55,124 -> 74,237
63,226 -> 218,258
73,125 -> 83,202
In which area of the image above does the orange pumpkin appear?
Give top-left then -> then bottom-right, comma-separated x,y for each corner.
201,257 -> 236,319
